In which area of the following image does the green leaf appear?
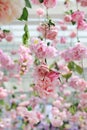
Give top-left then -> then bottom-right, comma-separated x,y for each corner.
65,11 -> 70,15
39,0 -> 44,3
68,61 -> 83,74
70,10 -> 73,14
62,72 -> 72,81
11,102 -> 18,109
27,106 -> 32,111
25,0 -> 32,8
71,20 -> 76,25
34,58 -> 40,65
3,29 -> 10,33
22,24 -> 30,45
69,103 -> 78,115
75,64 -> 83,74
47,42 -> 50,46
13,86 -> 17,90
19,7 -> 28,21
48,19 -> 55,27
0,100 -> 4,105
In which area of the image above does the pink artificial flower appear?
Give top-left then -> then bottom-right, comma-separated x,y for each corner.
44,0 -> 57,8
72,43 -> 87,60
0,0 -> 24,24
71,10 -> 85,22
18,45 -> 33,75
17,106 -> 43,126
0,49 -> 15,70
31,0 -> 41,4
64,15 -> 72,23
77,20 -> 87,30
5,32 -> 13,42
70,31 -> 76,38
60,43 -> 87,62
34,68 -> 60,98
0,30 -> 5,39
30,41 -> 57,59
60,25 -> 67,31
37,24 -> 58,40
81,0 -> 87,6
58,64 -> 70,75
51,107 -> 67,127
60,37 -> 66,44
0,87 -> 8,99
35,77 -> 57,98
36,8 -> 45,17
69,76 -> 87,91
46,70 -> 60,82
34,63 -> 49,80
77,0 -> 87,7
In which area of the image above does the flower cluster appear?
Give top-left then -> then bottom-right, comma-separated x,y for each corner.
60,43 -> 87,62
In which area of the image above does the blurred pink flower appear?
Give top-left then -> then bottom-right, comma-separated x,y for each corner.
71,10 -> 85,22
77,0 -> 87,7
30,41 -> 58,59
61,43 -> 87,62
60,25 -> 67,31
18,45 -> 33,75
37,24 -> 58,40
5,32 -> 13,42
64,15 -> 72,22
0,0 -> 24,24
0,87 -> 7,99
36,8 -> 45,17
70,31 -> 76,38
69,76 -> 87,91
31,0 -> 41,4
44,0 -> 57,8
77,20 -> 87,30
60,37 -> 66,44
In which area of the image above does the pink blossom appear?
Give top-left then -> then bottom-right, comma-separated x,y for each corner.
69,76 -> 87,91
77,20 -> 87,30
31,0 -> 41,4
37,24 -> 58,40
77,0 -> 87,7
58,63 -> 70,74
5,32 -> 13,42
34,69 -> 60,98
0,87 -> 8,99
70,31 -> 76,38
30,41 -> 57,59
81,0 -> 87,6
64,15 -> 72,23
51,107 -> 67,127
0,0 -> 24,24
18,45 -> 33,75
71,10 -> 85,22
34,77 -> 59,99
72,43 -> 87,60
17,106 -> 43,126
34,63 -> 49,80
0,30 -> 5,39
44,0 -> 57,8
0,49 -> 15,70
60,43 -> 87,61
36,8 -> 45,17
60,37 -> 67,44
60,25 -> 67,31
78,93 -> 87,109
